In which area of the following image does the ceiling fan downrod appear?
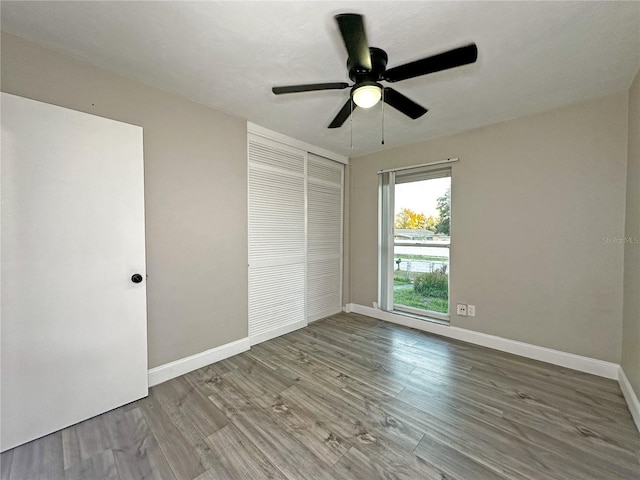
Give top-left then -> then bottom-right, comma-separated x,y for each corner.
381,87 -> 385,146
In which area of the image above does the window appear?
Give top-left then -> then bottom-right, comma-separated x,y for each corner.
379,165 -> 452,322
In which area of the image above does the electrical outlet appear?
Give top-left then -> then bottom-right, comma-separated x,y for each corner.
456,304 -> 467,316
468,305 -> 476,317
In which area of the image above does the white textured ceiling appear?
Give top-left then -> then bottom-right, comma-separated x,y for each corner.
2,1 -> 639,157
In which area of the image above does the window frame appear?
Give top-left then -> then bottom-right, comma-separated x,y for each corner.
378,165 -> 452,322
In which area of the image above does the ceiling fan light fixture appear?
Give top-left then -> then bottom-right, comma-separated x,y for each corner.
352,84 -> 382,108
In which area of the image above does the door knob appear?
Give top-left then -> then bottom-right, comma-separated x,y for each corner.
131,274 -> 143,283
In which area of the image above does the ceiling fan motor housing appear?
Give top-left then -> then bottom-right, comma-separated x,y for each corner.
349,47 -> 389,83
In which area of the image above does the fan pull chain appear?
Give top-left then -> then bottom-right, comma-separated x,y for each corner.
381,88 -> 385,145
350,97 -> 354,149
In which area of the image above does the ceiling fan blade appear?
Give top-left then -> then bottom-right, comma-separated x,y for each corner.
272,82 -> 350,95
383,88 -> 428,119
328,98 -> 356,129
335,13 -> 372,72
384,44 -> 478,83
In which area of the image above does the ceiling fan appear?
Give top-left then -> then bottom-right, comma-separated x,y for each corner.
272,13 -> 478,129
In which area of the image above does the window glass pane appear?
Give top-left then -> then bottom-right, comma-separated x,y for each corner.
393,176 -> 450,315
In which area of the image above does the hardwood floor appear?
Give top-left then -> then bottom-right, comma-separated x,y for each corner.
2,312 -> 639,480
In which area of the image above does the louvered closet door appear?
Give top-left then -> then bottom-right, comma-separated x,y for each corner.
307,153 -> 344,322
248,135 -> 306,344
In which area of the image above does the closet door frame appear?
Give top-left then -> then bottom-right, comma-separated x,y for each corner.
247,124 -> 347,345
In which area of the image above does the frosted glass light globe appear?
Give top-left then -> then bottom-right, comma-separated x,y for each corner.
353,85 -> 382,108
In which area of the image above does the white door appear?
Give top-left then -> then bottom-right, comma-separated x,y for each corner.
1,93 -> 148,451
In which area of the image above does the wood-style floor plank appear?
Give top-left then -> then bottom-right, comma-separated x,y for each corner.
162,376 -> 229,437
63,449 -> 120,480
205,424 -> 287,480
397,382 -> 637,479
333,445 -> 443,480
414,434 -> 510,480
103,407 -> 175,480
219,370 -> 349,465
206,377 -> 340,480
253,339 -> 402,399
0,449 -> 12,480
277,384 -> 452,480
2,312 -> 639,480
149,381 -> 223,475
138,391 -> 205,480
61,414 -> 112,470
7,432 -> 63,480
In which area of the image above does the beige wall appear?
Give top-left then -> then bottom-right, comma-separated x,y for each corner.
349,93 -> 628,363
1,33 -> 248,368
2,30 -> 634,372
622,69 -> 640,392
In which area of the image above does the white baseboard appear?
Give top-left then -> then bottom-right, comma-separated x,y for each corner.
249,320 -> 307,346
308,307 -> 343,323
343,304 -> 353,313
619,367 -> 640,432
148,337 -> 250,387
347,303 -> 620,380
